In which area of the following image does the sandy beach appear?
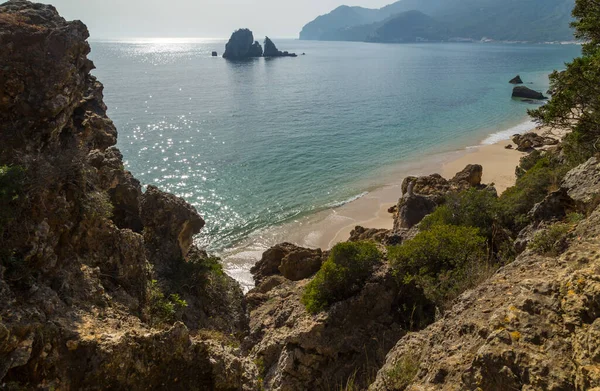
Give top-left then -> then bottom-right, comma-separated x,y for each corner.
221,124 -> 564,290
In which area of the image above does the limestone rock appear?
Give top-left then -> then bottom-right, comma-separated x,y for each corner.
371,204 -> 600,391
223,29 -> 263,59
512,86 -> 547,100
561,157 -> 600,211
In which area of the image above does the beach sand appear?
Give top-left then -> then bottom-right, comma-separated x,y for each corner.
221,124 -> 565,291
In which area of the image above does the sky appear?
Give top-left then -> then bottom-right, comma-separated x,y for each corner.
41,0 -> 393,40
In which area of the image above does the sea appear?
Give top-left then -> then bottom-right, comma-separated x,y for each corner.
89,39 -> 580,287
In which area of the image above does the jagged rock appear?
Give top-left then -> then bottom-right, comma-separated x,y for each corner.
140,185 -> 205,271
512,86 -> 547,100
263,36 -> 297,57
223,29 -> 263,59
250,243 -> 324,285
371,205 -> 600,391
512,132 -> 558,151
509,75 -> 524,84
0,3 -> 249,389
451,164 -> 483,187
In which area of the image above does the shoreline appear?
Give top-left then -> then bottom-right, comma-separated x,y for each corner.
220,121 -> 562,291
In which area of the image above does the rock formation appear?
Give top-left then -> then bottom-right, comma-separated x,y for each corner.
0,2 -> 254,389
263,37 -> 297,57
392,165 -> 492,231
512,86 -> 547,100
3,2 -> 600,391
512,132 -> 559,151
509,75 -> 524,84
223,28 -> 263,59
371,198 -> 600,391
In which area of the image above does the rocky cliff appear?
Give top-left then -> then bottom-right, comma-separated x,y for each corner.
0,2 -> 255,389
2,1 -> 600,391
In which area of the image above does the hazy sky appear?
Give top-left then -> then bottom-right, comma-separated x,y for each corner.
41,0 -> 392,40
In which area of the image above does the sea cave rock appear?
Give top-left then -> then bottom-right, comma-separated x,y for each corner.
223,28 -> 263,59
512,86 -> 547,100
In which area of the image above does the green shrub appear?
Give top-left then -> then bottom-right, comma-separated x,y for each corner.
389,224 -> 490,309
385,352 -> 419,390
302,242 -> 381,314
516,150 -> 543,179
420,188 -> 498,239
498,156 -> 570,232
529,223 -> 573,256
148,279 -> 188,326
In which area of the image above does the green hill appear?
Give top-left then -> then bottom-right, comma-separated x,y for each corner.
299,0 -> 575,43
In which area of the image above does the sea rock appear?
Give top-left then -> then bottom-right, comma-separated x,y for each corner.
250,243 -> 324,284
512,132 -> 558,151
512,86 -> 547,100
211,51 -> 218,57
509,75 -> 524,84
223,28 -> 263,59
263,36 -> 297,57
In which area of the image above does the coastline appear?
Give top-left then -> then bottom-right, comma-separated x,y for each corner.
221,121 -> 563,291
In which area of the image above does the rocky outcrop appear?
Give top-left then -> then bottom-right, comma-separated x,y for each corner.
562,157 -> 600,212
512,132 -> 559,151
512,86 -> 547,100
509,75 -> 524,84
245,262 -> 433,390
0,2 -> 249,389
370,202 -> 600,391
250,243 -> 325,285
392,165 -> 491,230
223,29 -> 263,59
263,37 -> 297,57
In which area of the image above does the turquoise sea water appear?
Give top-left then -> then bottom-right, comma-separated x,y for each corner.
89,39 -> 580,253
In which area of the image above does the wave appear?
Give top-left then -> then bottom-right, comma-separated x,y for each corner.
481,120 -> 536,145
326,192 -> 369,208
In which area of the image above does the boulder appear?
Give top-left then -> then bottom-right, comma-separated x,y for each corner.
512,86 -> 547,100
451,164 -> 483,187
250,243 -> 324,285
222,28 -> 263,59
263,36 -> 297,57
512,132 -> 558,151
561,157 -> 600,211
509,75 -> 523,84
392,166 -> 490,230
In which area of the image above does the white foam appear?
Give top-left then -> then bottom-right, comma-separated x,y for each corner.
326,191 -> 369,208
481,120 -> 536,145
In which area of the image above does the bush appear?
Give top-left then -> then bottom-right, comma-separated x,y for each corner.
528,223 -> 573,256
389,224 -> 490,309
420,188 -> 498,240
498,156 -> 570,232
302,242 -> 381,314
148,279 -> 188,326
